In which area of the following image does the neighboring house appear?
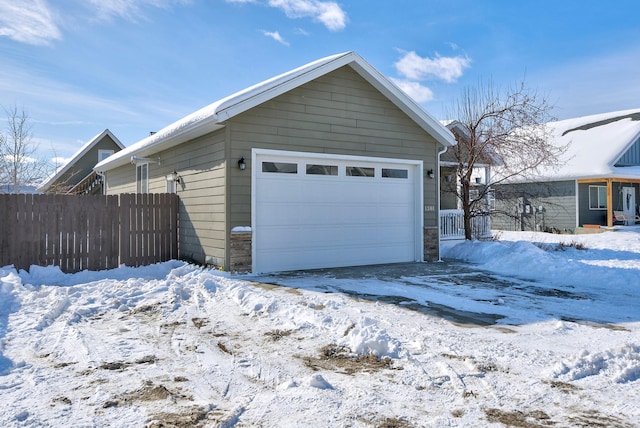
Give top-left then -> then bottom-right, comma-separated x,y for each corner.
491,109 -> 640,232
95,51 -> 456,273
37,129 -> 125,195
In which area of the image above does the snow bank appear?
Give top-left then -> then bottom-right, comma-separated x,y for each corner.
553,344 -> 640,384
443,234 -> 640,289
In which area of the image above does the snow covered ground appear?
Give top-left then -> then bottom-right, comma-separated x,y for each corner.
1,229 -> 639,427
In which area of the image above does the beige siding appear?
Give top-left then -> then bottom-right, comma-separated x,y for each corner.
227,65 -> 441,232
105,130 -> 227,266
105,65 -> 446,269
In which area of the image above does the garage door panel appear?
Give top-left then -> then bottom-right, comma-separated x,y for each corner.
258,223 -> 411,251
253,151 -> 422,273
258,243 -> 414,273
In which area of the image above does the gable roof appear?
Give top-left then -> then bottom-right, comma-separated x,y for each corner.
37,129 -> 125,192
440,120 -> 497,167
96,51 -> 456,173
540,109 -> 640,181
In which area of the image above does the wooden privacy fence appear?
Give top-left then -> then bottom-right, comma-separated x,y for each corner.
0,193 -> 179,273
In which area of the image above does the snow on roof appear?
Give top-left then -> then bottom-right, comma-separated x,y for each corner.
37,129 -> 124,192
542,108 -> 640,180
96,51 -> 456,172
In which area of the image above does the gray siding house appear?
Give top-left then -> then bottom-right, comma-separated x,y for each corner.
95,52 -> 456,273
37,129 -> 124,195
491,110 -> 640,232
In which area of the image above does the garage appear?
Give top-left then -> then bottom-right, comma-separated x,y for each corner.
252,149 -> 424,273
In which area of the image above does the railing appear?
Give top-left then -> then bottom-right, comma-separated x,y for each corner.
440,209 -> 492,240
68,171 -> 103,195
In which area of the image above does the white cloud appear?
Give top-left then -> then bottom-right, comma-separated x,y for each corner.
395,51 -> 471,83
2,154 -> 38,164
262,30 -> 290,46
86,0 -> 191,22
0,0 -> 62,45
390,78 -> 434,103
0,0 -> 192,45
268,0 -> 347,31
51,156 -> 71,166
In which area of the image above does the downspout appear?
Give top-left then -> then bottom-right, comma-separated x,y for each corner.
437,144 -> 449,261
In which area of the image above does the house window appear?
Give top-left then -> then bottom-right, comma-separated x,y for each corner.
346,166 -> 375,177
382,168 -> 408,179
137,163 -> 149,193
98,149 -> 114,162
262,162 -> 297,174
589,185 -> 607,209
306,164 -> 338,176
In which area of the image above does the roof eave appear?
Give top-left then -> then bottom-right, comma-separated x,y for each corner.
207,52 -> 456,147
96,51 -> 456,172
95,117 -> 224,172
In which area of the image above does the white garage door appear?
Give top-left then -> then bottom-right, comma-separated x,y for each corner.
252,150 -> 423,273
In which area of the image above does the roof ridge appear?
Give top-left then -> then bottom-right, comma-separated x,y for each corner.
562,112 -> 640,136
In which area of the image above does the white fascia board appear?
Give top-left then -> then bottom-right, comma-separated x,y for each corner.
95,117 -> 223,172
347,57 -> 456,148
218,52 -> 455,148
96,53 -> 352,173
214,52 -> 354,121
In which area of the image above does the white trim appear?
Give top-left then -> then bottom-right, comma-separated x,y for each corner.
136,162 -> 149,194
588,184 -> 608,210
251,148 -> 423,273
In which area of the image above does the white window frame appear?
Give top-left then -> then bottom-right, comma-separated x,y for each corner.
588,185 -> 607,210
137,162 -> 149,194
98,149 -> 115,163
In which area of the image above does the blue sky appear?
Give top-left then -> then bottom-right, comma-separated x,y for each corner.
1,0 -> 640,166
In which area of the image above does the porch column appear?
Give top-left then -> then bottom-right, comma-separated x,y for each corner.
606,179 -> 613,227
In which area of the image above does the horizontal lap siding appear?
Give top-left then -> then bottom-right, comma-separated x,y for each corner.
227,65 -> 440,229
168,132 -> 227,265
492,181 -> 576,231
105,130 -> 227,266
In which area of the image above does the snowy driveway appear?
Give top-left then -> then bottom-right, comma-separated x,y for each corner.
251,259 -> 637,326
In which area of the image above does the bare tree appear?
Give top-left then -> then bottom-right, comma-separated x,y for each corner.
443,79 -> 565,239
0,105 -> 49,193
